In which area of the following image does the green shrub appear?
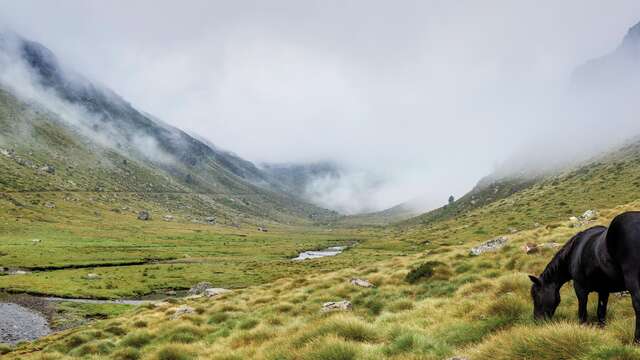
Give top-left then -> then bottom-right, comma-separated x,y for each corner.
238,318 -> 260,330
405,261 -> 443,284
208,312 -> 230,324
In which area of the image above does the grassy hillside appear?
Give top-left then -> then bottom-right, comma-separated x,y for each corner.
5,137 -> 640,358
0,87 -> 335,225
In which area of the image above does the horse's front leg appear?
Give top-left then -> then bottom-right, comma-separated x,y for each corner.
574,282 -> 589,324
597,292 -> 609,326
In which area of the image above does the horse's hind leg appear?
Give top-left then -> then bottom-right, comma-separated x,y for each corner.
574,282 -> 589,324
597,292 -> 609,326
623,276 -> 640,343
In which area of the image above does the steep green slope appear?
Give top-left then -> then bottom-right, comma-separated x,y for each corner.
0,86 -> 334,225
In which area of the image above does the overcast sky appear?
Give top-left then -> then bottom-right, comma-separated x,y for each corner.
1,1 -> 640,213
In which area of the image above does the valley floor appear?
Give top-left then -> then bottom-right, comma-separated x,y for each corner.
5,200 -> 640,359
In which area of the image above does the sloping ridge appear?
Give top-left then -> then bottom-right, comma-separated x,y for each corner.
0,33 -> 336,223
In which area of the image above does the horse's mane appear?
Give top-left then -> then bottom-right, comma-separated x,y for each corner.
540,226 -> 606,283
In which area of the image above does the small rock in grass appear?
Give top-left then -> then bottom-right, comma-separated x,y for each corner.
163,215 -> 174,222
321,300 -> 352,313
85,273 -> 101,280
350,278 -> 374,288
522,243 -> 538,254
44,202 -> 55,209
188,282 -> 214,296
204,288 -> 231,298
137,211 -> 151,221
171,305 -> 194,319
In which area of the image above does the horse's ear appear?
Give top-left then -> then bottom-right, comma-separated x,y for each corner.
528,275 -> 542,286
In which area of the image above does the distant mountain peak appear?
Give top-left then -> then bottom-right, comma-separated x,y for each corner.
621,20 -> 640,54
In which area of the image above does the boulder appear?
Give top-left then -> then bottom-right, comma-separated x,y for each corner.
205,216 -> 216,224
204,288 -> 231,297
469,236 -> 508,256
350,278 -> 374,288
31,239 -> 42,244
85,273 -> 101,280
163,215 -> 174,222
39,164 -> 55,174
188,282 -> 214,296
171,305 -> 194,319
137,211 -> 151,221
321,300 -> 352,313
522,243 -> 538,254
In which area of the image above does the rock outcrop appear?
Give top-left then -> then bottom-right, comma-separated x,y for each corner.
469,236 -> 508,256
321,300 -> 352,312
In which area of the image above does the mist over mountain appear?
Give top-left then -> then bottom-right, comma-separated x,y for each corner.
0,31 -> 338,222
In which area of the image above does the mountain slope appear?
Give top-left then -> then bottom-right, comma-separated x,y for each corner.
0,33 -> 337,224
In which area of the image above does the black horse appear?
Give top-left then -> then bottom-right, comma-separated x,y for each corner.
529,211 -> 640,342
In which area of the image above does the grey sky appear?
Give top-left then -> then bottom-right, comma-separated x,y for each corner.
1,1 -> 640,213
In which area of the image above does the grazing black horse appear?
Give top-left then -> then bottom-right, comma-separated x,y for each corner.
529,211 -> 640,342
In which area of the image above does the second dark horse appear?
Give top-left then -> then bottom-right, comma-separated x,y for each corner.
529,211 -> 640,342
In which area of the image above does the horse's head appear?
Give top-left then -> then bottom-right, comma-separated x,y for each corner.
529,275 -> 560,320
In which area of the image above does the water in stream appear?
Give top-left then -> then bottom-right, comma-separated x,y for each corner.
0,303 -> 51,344
292,246 -> 347,261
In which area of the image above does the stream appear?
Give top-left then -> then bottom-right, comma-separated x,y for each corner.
292,246 -> 347,261
0,303 -> 51,344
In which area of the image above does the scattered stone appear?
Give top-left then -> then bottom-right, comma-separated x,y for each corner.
580,209 -> 597,221
350,278 -> 374,288
44,202 -> 56,209
11,270 -> 28,275
469,236 -> 508,256
522,243 -> 539,254
0,148 -> 14,157
85,273 -> 101,280
508,227 -> 519,234
205,216 -> 216,224
257,226 -> 268,232
137,211 -> 151,221
321,300 -> 352,312
188,282 -> 214,296
163,215 -> 174,222
204,288 -> 231,297
542,242 -> 561,249
171,305 -> 194,319
31,239 -> 42,244
39,164 -> 55,174
165,290 -> 177,296
569,216 -> 579,223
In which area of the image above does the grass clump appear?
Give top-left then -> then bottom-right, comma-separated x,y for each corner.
112,347 -> 141,360
470,323 -> 624,360
0,344 -> 13,355
168,325 -> 204,344
238,318 -> 260,330
69,339 -> 115,356
208,312 -> 230,324
155,344 -> 195,360
121,331 -> 154,348
301,337 -> 359,360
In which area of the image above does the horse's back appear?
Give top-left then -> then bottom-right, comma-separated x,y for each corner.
607,211 -> 640,266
